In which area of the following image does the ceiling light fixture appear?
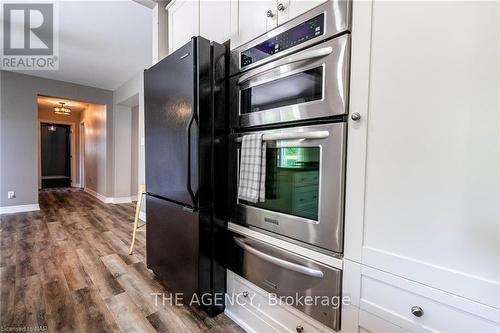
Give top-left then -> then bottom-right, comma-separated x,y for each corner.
53,102 -> 71,116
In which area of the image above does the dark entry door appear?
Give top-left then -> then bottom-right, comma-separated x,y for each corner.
41,123 -> 71,188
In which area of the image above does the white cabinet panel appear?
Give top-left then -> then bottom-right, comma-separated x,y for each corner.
277,0 -> 326,24
234,0 -> 277,48
200,1 -> 232,44
167,0 -> 199,53
345,0 -> 500,308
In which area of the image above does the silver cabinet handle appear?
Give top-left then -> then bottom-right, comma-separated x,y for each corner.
296,325 -> 304,333
266,10 -> 275,18
237,46 -> 333,85
411,306 -> 424,317
351,112 -> 361,121
234,237 -> 324,278
235,130 -> 330,143
278,3 -> 286,11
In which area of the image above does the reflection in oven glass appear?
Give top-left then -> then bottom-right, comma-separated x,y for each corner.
240,147 -> 320,220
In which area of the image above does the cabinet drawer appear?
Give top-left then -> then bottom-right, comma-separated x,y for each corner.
227,233 -> 342,330
359,267 -> 500,332
293,171 -> 320,187
293,188 -> 319,207
229,270 -> 324,333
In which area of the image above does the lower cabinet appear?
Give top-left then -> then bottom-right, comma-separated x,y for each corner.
225,270 -> 331,333
342,260 -> 500,333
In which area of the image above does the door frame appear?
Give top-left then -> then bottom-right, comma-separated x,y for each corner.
38,119 -> 76,188
79,121 -> 85,189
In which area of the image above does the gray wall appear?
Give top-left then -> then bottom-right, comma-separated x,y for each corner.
0,71 -> 114,207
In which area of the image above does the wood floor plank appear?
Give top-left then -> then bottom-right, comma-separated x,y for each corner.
43,276 -> 82,332
0,188 -> 242,333
76,247 -> 124,299
105,292 -> 156,333
72,287 -> 121,333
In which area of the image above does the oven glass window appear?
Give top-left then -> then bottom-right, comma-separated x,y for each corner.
241,147 -> 320,220
241,67 -> 323,114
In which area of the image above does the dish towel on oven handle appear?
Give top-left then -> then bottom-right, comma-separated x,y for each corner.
238,133 -> 266,203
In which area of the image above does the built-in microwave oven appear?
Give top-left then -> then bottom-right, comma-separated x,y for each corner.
229,0 -> 351,129
228,122 -> 346,254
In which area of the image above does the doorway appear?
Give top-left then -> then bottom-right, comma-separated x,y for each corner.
40,123 -> 72,188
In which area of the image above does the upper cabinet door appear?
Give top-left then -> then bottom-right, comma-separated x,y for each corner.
200,1 -> 232,44
233,0 -> 277,48
277,0 -> 326,25
167,0 -> 199,54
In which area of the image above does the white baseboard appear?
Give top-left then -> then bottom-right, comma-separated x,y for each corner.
84,188 -> 141,205
130,195 -> 138,202
84,187 -> 110,203
0,204 -> 40,215
73,183 -> 81,188
139,211 -> 146,222
108,196 -> 134,204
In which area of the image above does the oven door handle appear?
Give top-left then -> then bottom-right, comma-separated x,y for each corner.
235,130 -> 330,143
234,237 -> 324,278
237,46 -> 333,85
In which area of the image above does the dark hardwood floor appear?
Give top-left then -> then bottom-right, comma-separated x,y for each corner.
0,188 -> 244,333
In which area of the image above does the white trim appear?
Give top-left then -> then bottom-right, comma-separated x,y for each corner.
0,204 -> 40,214
84,187 -> 110,203
139,211 -> 146,222
108,197 -> 134,204
73,183 -> 81,188
343,0 -> 374,263
79,121 -> 85,189
228,222 -> 343,270
130,195 -> 138,201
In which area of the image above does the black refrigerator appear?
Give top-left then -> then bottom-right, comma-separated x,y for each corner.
144,37 -> 228,316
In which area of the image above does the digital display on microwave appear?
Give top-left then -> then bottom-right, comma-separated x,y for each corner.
240,13 -> 325,68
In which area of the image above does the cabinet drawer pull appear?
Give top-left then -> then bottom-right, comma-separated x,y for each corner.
242,291 -> 248,298
411,306 -> 424,317
296,324 -> 304,333
266,10 -> 275,18
278,3 -> 286,11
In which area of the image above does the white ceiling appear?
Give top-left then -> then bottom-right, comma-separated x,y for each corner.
12,1 -> 152,91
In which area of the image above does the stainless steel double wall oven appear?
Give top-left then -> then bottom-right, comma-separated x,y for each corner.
227,0 -> 352,330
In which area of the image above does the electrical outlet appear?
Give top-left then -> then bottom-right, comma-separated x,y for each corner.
7,191 -> 15,199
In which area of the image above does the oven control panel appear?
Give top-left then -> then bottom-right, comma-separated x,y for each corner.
240,13 -> 325,68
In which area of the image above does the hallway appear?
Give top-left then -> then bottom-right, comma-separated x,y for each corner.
0,189 -> 242,332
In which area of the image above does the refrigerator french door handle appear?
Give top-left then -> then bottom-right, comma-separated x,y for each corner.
186,112 -> 198,208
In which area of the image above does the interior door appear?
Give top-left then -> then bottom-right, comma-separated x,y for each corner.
41,123 -> 71,188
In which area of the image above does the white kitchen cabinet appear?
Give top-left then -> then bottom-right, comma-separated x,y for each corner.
199,1 -> 233,44
277,0 -> 326,25
342,260 -> 500,332
167,0 -> 199,53
345,0 -> 500,313
233,0 -> 277,48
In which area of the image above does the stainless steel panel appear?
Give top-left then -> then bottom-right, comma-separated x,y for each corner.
232,0 -> 351,73
234,35 -> 350,128
233,122 -> 346,253
230,234 -> 342,330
